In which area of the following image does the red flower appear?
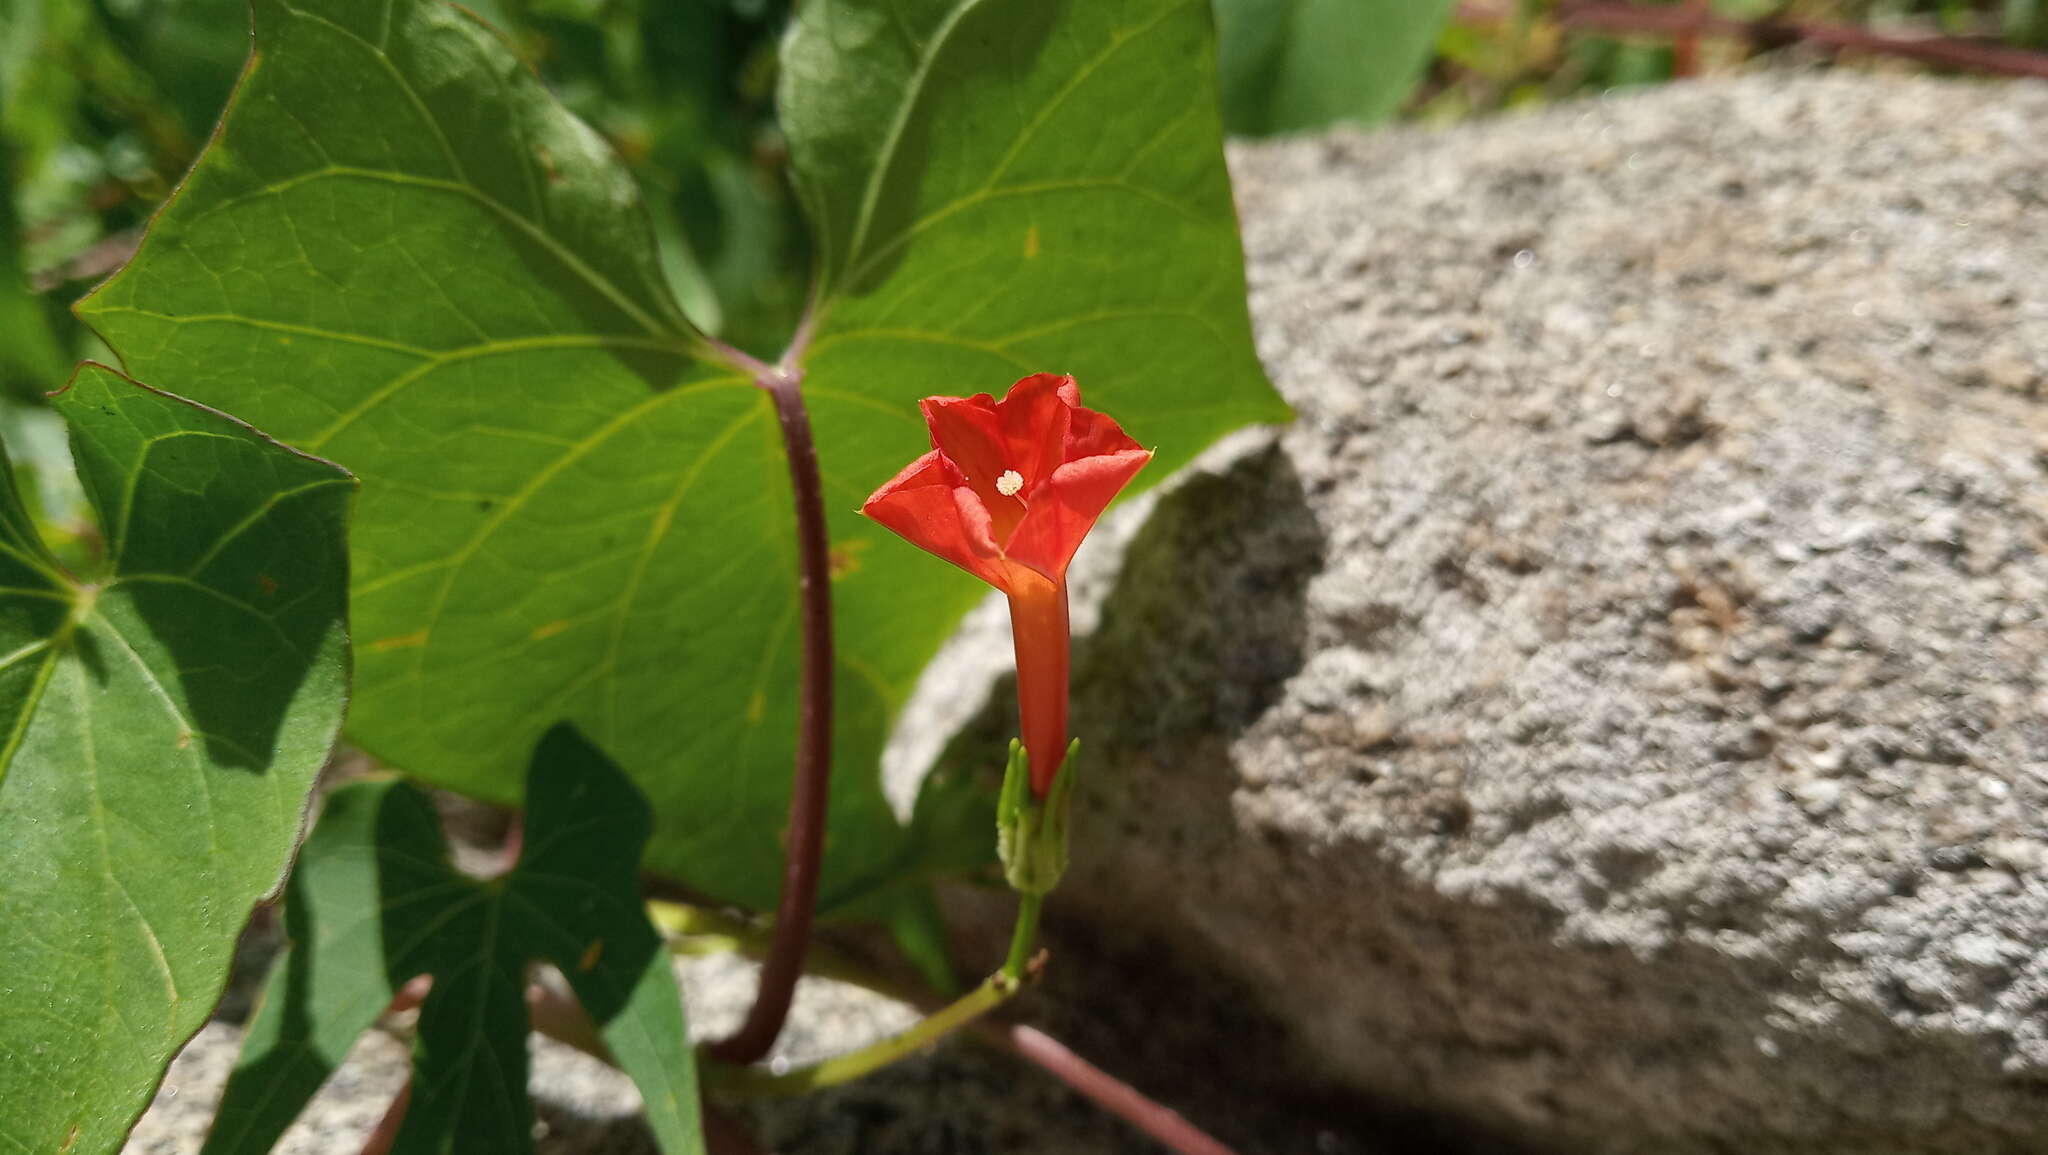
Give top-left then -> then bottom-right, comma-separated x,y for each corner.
862,373 -> 1151,794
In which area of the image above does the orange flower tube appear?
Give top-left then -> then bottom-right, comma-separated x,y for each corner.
861,373 -> 1151,794
1003,571 -> 1070,795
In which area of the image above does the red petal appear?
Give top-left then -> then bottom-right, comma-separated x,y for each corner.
921,394 -> 1026,538
950,483 -> 1009,579
863,447 -> 952,506
1004,446 -> 1153,582
992,373 -> 1075,484
876,374 -> 1148,589
861,450 -> 1014,591
1064,398 -> 1146,460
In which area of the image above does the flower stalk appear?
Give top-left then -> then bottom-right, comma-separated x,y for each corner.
703,967 -> 1028,1099
655,895 -> 1245,1155
1003,892 -> 1044,981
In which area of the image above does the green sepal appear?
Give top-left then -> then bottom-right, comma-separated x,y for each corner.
996,738 -> 1080,896
996,739 -> 1028,869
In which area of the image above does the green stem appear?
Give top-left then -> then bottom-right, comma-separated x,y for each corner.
651,898 -> 937,1005
653,902 -> 1245,1154
693,890 -> 1047,1099
705,970 -> 1022,1099
1004,891 -> 1043,981
647,899 -> 770,955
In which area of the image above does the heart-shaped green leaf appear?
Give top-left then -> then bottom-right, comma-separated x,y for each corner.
778,0 -> 1287,894
76,0 -> 881,909
782,0 -> 1281,458
81,0 -> 1283,911
203,723 -> 701,1155
0,364 -> 352,1154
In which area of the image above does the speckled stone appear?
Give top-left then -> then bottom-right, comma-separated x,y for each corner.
912,71 -> 2048,1155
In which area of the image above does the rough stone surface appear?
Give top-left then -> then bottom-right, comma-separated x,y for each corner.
126,924 -> 1359,1155
124,946 -> 1145,1155
914,71 -> 2048,1155
126,839 -> 1241,1154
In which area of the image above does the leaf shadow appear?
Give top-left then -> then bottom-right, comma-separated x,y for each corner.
492,216 -> 698,391
71,380 -> 353,774
120,574 -> 342,771
70,625 -> 109,687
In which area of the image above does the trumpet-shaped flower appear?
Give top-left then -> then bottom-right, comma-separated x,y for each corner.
862,373 -> 1151,794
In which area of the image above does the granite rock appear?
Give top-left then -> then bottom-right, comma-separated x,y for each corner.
911,72 -> 2048,1155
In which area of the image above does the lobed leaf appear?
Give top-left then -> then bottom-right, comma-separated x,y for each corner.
204,723 -> 702,1155
0,364 -> 353,1154
78,0 -> 904,909
82,0 -> 1287,913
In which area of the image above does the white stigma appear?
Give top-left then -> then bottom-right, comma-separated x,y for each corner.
995,469 -> 1024,497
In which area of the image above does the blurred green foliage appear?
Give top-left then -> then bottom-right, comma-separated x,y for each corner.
484,0 -> 806,353
1207,0 -> 2048,135
1418,0 -> 2048,120
1,0 -> 241,315
1214,0 -> 1459,135
0,0 -> 804,369
7,0 -> 2041,364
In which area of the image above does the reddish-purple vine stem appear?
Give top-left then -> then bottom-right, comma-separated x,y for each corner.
706,358 -> 835,1065
996,1025 -> 1242,1155
701,333 -> 777,381
701,1096 -> 773,1155
358,1079 -> 411,1155
644,898 -> 1248,1153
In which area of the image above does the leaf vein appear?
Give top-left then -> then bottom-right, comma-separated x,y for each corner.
602,401 -> 770,739
841,177 -> 1210,292
979,2 -> 1182,191
389,375 -> 749,691
284,3 -> 470,184
841,0 -> 1000,286
306,333 -> 698,451
0,646 -> 60,794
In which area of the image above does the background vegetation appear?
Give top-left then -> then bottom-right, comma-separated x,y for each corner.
7,0 -> 2041,418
